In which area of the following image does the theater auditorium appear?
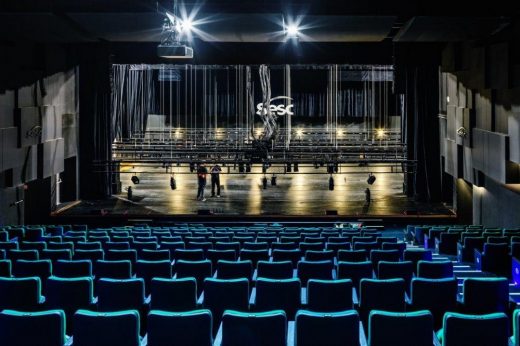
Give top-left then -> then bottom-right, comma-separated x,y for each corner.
0,1 -> 520,345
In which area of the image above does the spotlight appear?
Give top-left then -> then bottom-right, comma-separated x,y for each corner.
170,176 -> 176,190
296,129 -> 303,137
131,175 -> 140,184
328,176 -> 334,191
181,18 -> 193,32
286,24 -> 300,38
271,176 -> 277,186
367,173 -> 376,185
376,128 -> 386,139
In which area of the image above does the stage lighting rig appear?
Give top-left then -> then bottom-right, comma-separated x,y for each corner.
158,1 -> 194,59
131,175 -> 140,184
367,173 -> 376,185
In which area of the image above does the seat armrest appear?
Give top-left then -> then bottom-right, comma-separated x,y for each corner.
433,331 -> 442,346
512,257 -> 520,285
474,249 -> 483,270
423,234 -> 430,250
65,336 -> 73,346
197,292 -> 204,305
301,287 -> 307,305
213,322 -> 223,346
359,321 -> 368,346
249,287 -> 256,306
352,287 -> 359,306
287,321 -> 295,346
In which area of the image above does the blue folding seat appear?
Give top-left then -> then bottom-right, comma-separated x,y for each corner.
203,278 -> 250,335
337,249 -> 367,262
0,309 -> 66,346
46,225 -> 64,236
207,249 -> 237,271
353,241 -> 379,253
104,241 -> 130,251
95,259 -> 132,279
135,260 -> 172,295
294,310 -> 359,346
326,242 -> 351,255
0,241 -> 18,252
0,259 -> 12,277
5,227 -> 24,241
13,259 -> 52,290
257,260 -> 293,279
173,248 -> 205,261
337,261 -> 373,292
133,241 -> 158,257
378,261 -> 413,294
271,241 -> 297,250
41,249 -> 72,262
150,277 -> 197,311
300,242 -> 324,253
19,241 -> 47,251
175,259 -> 212,295
147,309 -> 213,346
403,249 -> 432,274
475,243 -> 511,278
216,260 -> 253,281
242,242 -> 269,251
218,310 -> 287,346
97,278 -> 147,313
214,242 -> 241,253
381,242 -> 406,259
139,249 -> 170,261
437,312 -> 509,346
305,250 -> 335,262
437,233 -> 459,255
54,259 -> 92,278
368,310 -> 433,346
73,249 -> 104,262
46,276 -> 95,333
24,227 -> 45,242
8,249 -> 39,261
417,260 -> 453,278
376,236 -> 398,247
75,241 -> 102,251
306,279 -> 353,312
370,249 -> 400,274
352,236 -> 375,244
272,249 -> 302,268
358,278 -> 405,326
158,241 -> 184,258
239,249 -> 269,267
186,241 -> 213,255
47,241 -> 74,253
105,249 -> 137,273
254,278 -> 301,319
297,260 -> 334,285
409,277 -> 458,329
0,277 -> 43,310
457,236 -> 485,263
73,309 -> 141,346
461,277 -> 510,314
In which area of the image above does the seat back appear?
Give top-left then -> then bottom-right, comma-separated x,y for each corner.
203,278 -> 250,334
403,249 -> 432,273
97,278 -> 145,311
337,250 -> 367,262
337,261 -> 373,291
272,249 -> 302,268
221,310 -> 287,346
411,277 -> 458,329
257,261 -> 293,279
147,309 -> 213,346
295,309 -> 359,346
95,260 -> 132,279
54,260 -> 92,278
0,309 -> 65,346
463,277 -> 509,314
135,260 -> 172,295
377,261 -> 413,292
306,279 -> 353,312
239,249 -> 269,267
441,312 -> 509,346
255,278 -> 301,319
207,250 -> 237,269
173,249 -> 205,261
0,259 -> 12,277
216,260 -> 253,280
368,310 -> 433,346
297,260 -> 334,285
73,309 -> 140,346
0,276 -> 42,310
305,250 -> 335,262
150,277 -> 197,311
175,260 -> 212,295
359,278 -> 405,323
417,260 -> 453,279
370,250 -> 400,274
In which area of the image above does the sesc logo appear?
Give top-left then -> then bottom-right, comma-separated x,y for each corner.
256,96 -> 294,116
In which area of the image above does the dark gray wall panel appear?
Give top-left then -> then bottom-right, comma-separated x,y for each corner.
444,138 -> 458,177
510,112 -> 520,163
38,138 -> 65,179
475,90 -> 492,131
472,128 -> 509,183
447,105 -> 457,141
41,106 -> 62,142
62,113 -> 77,159
474,178 -> 520,228
0,91 -> 14,128
1,127 -> 23,171
14,107 -> 42,148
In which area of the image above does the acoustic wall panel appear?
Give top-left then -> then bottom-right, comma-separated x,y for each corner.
41,105 -> 61,142
62,113 -> 77,159
14,107 -> 41,147
444,138 -> 459,177
463,147 -> 474,184
472,128 -> 513,183
447,105 -> 457,141
0,91 -> 14,128
475,90 -> 492,131
38,138 -> 64,179
447,73 -> 458,106
455,107 -> 465,146
1,127 -> 23,171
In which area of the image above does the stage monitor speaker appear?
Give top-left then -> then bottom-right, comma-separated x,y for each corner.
326,210 -> 338,216
198,209 -> 212,215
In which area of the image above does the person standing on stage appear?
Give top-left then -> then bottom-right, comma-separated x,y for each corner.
210,163 -> 222,198
196,162 -> 208,201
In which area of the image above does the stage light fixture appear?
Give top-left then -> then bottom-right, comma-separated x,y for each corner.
296,129 -> 303,137
376,128 -> 386,139
181,18 -> 193,32
286,24 -> 300,38
131,175 -> 140,184
367,173 -> 376,185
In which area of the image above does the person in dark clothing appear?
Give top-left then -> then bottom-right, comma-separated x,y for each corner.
210,164 -> 222,197
197,163 -> 208,201
365,187 -> 371,205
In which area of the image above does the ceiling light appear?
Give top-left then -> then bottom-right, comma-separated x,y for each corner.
286,24 -> 300,38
